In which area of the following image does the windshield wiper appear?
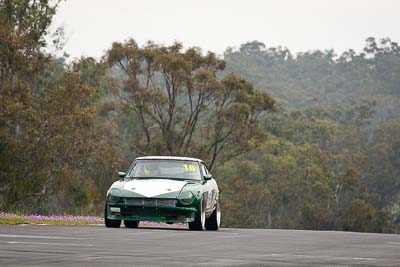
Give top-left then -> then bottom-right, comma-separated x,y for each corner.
130,176 -> 199,181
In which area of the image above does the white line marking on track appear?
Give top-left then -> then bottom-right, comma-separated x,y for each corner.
261,254 -> 375,261
352,257 -> 374,261
6,241 -> 93,246
0,234 -> 88,240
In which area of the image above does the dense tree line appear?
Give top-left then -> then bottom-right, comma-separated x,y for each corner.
219,39 -> 400,232
0,0 -> 116,213
1,1 -> 399,233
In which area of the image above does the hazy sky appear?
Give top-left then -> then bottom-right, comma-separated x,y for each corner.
53,0 -> 400,59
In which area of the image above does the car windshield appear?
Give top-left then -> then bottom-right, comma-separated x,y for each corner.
128,160 -> 202,180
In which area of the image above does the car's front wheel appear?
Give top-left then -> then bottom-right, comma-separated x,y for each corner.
124,220 -> 139,228
189,197 -> 205,231
205,200 -> 221,230
104,203 -> 121,228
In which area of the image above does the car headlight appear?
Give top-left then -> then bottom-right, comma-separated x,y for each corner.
107,188 -> 122,203
178,191 -> 194,205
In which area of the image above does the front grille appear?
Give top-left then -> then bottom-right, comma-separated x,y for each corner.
124,198 -> 177,207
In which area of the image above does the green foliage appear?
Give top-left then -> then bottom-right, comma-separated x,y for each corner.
211,38 -> 400,232
341,199 -> 377,232
365,123 -> 400,208
0,0 -> 117,214
106,39 -> 276,169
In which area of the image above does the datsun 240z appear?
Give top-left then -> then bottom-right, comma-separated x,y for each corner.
104,156 -> 221,230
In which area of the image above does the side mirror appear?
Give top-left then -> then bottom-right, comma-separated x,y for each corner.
203,174 -> 213,181
117,171 -> 127,179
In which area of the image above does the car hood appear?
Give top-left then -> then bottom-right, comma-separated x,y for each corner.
111,178 -> 199,199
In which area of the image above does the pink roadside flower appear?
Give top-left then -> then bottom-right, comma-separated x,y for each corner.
0,212 -> 103,224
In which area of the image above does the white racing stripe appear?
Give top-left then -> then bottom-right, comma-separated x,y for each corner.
123,179 -> 187,197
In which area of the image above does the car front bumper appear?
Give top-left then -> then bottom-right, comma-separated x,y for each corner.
106,203 -> 197,223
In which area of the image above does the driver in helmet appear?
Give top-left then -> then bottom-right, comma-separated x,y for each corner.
143,164 -> 161,176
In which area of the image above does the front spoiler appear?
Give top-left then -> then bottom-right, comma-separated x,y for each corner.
107,203 -> 197,223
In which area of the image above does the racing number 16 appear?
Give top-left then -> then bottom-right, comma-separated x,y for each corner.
183,164 -> 195,172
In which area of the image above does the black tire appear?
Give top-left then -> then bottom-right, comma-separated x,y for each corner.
205,200 -> 221,231
104,203 -> 121,228
124,220 -> 139,228
189,197 -> 205,231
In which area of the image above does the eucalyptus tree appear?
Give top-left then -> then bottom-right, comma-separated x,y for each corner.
107,40 -> 276,169
0,1 -> 115,213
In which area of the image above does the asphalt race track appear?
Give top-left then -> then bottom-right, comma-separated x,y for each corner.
0,224 -> 399,266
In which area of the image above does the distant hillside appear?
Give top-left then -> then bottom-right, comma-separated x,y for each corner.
217,38 -> 400,231
224,38 -> 400,127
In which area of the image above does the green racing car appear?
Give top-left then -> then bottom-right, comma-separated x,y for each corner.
105,156 -> 221,230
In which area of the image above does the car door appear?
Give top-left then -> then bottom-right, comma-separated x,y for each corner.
200,163 -> 218,214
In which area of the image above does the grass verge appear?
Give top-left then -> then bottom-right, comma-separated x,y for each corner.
0,212 -> 103,225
